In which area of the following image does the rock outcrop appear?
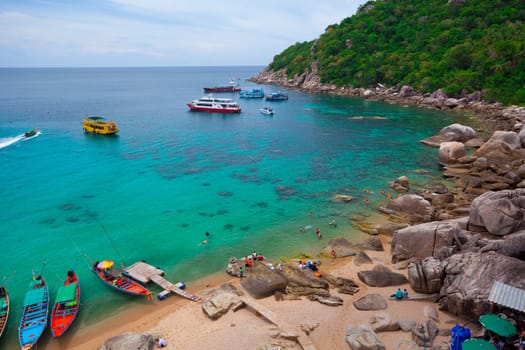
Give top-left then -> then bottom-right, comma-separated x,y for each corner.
407,257 -> 444,294
98,332 -> 155,350
346,325 -> 386,350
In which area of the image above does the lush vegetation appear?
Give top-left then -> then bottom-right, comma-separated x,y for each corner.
269,0 -> 525,105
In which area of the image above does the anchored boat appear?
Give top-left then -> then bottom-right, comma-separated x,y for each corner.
203,80 -> 241,93
50,270 -> 80,338
0,286 -> 9,338
18,275 -> 49,350
82,116 -> 119,135
187,95 -> 242,114
92,260 -> 151,299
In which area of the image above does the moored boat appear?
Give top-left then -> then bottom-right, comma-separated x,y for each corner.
18,275 -> 49,350
203,80 -> 241,93
186,95 -> 242,114
50,270 -> 80,338
0,286 -> 9,338
264,92 -> 288,101
92,260 -> 151,299
240,88 -> 264,99
260,107 -> 274,115
82,115 -> 119,135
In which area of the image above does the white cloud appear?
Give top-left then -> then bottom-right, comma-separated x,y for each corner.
0,1 -> 363,67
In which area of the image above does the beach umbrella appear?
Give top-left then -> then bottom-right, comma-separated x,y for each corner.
97,260 -> 114,270
479,314 -> 517,337
461,339 -> 496,350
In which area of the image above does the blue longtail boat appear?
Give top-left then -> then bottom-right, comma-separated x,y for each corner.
0,286 -> 9,338
18,275 -> 49,350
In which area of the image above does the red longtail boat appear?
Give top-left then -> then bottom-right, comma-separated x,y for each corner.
50,270 -> 80,337
92,260 -> 151,299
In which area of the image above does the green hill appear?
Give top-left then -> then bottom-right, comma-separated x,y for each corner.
268,0 -> 525,105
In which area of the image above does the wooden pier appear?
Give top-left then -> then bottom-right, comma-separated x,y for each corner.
124,261 -> 201,302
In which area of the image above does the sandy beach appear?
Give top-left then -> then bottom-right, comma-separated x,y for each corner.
60,234 -> 472,350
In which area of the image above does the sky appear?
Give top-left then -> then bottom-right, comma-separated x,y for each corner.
0,0 -> 364,67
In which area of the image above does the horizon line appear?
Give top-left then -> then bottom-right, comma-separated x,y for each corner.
0,64 -> 267,69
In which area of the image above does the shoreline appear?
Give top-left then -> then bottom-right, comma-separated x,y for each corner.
66,235 -> 476,350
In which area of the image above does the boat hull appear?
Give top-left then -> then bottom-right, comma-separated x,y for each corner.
186,103 -> 241,114
92,266 -> 151,298
203,87 -> 241,93
18,277 -> 49,350
0,286 -> 9,338
82,117 -> 119,135
50,270 -> 80,338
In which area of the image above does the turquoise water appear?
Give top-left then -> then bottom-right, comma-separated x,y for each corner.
0,66 -> 471,348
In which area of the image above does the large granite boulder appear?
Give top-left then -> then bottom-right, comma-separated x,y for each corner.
407,257 -> 444,294
485,130 -> 522,150
240,261 -> 288,299
439,251 -> 525,318
480,230 -> 525,259
324,237 -> 358,257
468,189 -> 525,236
369,312 -> 400,332
353,293 -> 388,311
381,194 -> 434,224
420,123 -> 477,147
98,333 -> 155,350
201,283 -> 243,319
412,320 -> 439,346
357,270 -> 408,287
391,221 -> 459,263
439,142 -> 466,165
346,325 -> 386,350
282,264 -> 329,297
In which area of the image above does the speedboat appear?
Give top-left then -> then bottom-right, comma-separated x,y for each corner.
187,95 -> 242,113
260,107 -> 274,115
82,116 -> 119,135
265,92 -> 288,101
203,80 -> 241,93
24,128 -> 39,138
240,88 -> 264,98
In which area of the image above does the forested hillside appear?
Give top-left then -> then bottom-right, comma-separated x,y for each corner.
268,0 -> 525,104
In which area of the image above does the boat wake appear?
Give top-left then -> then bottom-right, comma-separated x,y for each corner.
0,131 -> 42,149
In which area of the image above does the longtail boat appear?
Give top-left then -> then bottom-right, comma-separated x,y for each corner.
50,270 -> 80,337
0,286 -> 9,338
92,260 -> 151,299
18,275 -> 49,350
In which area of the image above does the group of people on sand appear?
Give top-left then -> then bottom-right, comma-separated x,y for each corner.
391,288 -> 409,300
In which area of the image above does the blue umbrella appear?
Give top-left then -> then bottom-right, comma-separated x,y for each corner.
479,314 -> 517,337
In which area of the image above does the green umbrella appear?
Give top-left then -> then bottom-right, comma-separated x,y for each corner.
461,339 -> 496,350
479,313 -> 517,337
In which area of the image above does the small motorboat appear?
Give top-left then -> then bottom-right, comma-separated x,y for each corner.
264,92 -> 288,101
260,107 -> 274,115
24,129 -> 39,138
240,88 -> 264,99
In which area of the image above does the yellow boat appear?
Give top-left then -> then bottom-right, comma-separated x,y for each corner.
82,116 -> 119,135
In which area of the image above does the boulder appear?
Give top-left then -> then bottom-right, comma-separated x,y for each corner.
357,237 -> 384,251
308,294 -> 344,306
391,176 -> 410,192
358,270 -> 408,287
323,274 -> 360,295
325,237 -> 358,257
369,312 -> 400,332
391,221 -> 459,263
519,127 -> 525,147
423,306 -> 439,322
468,189 -> 525,236
201,283 -> 244,320
346,325 -> 386,350
420,123 -> 477,147
353,293 -> 388,311
439,142 -> 466,165
240,262 -> 288,299
282,264 -> 329,297
98,333 -> 155,350
412,320 -> 439,346
398,319 -> 417,332
440,251 -> 525,318
381,194 -> 434,224
479,230 -> 525,259
354,251 -> 374,266
407,257 -> 444,294
486,130 -> 522,150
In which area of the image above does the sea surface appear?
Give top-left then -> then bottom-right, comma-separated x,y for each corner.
0,66 -> 472,348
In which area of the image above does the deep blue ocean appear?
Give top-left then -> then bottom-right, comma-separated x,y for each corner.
0,66 -> 472,348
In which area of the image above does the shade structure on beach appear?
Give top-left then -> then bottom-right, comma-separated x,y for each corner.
479,313 -> 517,337
97,260 -> 114,270
461,339 -> 496,350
